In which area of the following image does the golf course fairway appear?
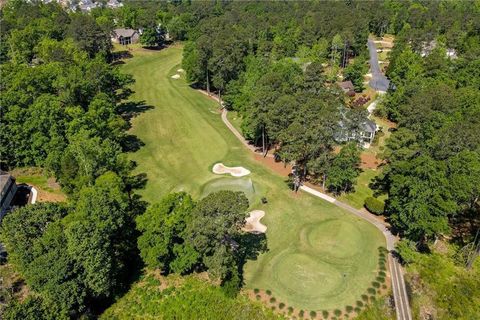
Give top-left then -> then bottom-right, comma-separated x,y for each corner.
122,45 -> 386,312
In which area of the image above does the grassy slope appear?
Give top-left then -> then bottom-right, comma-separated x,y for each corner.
338,169 -> 382,209
102,272 -> 280,320
122,46 -> 385,312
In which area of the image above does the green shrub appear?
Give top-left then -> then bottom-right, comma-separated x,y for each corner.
322,310 -> 329,318
299,310 -> 304,318
396,239 -> 419,264
364,197 -> 385,215
367,287 -> 376,295
334,309 -> 342,316
382,284 -> 387,289
356,301 -> 363,307
288,307 -> 294,314
361,294 -> 368,301
269,297 -> 276,303
253,288 -> 259,294
266,289 -> 272,295
354,307 -> 361,313
378,271 -> 386,277
372,281 -> 380,288
255,294 -> 261,300
346,305 -> 353,313
310,310 -> 316,318
279,303 -> 285,309
378,246 -> 388,253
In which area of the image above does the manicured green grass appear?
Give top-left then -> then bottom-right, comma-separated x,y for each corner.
226,110 -> 244,134
338,169 -> 385,209
122,46 -> 385,311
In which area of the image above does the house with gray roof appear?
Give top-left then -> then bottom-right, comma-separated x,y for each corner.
334,106 -> 377,147
112,28 -> 140,46
0,172 -> 17,221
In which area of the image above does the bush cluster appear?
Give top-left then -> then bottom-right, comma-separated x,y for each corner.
364,197 -> 385,215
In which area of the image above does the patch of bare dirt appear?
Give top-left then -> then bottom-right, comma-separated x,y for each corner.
360,152 -> 381,169
253,153 -> 292,177
29,183 -> 66,203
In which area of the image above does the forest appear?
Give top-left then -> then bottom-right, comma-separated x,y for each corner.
0,0 -> 479,319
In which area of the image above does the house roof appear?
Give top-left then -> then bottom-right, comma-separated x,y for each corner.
362,119 -> 377,133
0,172 -> 12,194
113,28 -> 137,38
339,80 -> 354,91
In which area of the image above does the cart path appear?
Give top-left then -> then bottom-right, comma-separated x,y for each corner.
199,89 -> 412,320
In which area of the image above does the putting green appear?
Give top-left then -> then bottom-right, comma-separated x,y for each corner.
273,251 -> 343,298
306,219 -> 363,259
123,46 -> 385,312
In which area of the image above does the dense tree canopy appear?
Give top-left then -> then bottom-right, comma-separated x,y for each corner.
136,191 -> 250,282
373,1 -> 480,242
0,1 -> 134,195
0,173 -> 139,318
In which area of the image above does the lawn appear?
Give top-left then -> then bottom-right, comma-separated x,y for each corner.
122,46 -> 385,313
226,110 -> 244,135
338,169 -> 382,209
10,167 -> 66,202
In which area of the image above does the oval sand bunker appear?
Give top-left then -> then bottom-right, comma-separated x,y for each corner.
243,210 -> 267,234
212,163 -> 250,177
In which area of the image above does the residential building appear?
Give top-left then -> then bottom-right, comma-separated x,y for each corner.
338,80 -> 355,96
0,172 -> 17,221
112,28 -> 140,45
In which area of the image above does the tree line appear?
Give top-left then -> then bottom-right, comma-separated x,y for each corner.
370,1 -> 480,247
0,1 -> 143,318
0,4 -> 266,319
182,1 -> 381,193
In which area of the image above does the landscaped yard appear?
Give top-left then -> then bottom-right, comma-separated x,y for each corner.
10,167 -> 66,202
122,46 -> 385,314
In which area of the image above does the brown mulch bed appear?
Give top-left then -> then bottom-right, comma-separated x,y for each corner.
360,152 -> 381,169
253,153 -> 292,177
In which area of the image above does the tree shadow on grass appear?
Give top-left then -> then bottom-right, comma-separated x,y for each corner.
121,134 -> 145,152
236,232 -> 268,285
117,100 -> 153,153
117,100 -> 154,123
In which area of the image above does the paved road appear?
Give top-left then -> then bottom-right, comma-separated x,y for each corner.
200,74 -> 411,320
300,186 -> 411,320
368,39 -> 390,92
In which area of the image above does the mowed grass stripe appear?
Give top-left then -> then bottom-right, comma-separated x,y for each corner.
123,46 -> 385,311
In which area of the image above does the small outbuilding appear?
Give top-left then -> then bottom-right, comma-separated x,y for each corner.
112,28 -> 140,46
338,80 -> 355,96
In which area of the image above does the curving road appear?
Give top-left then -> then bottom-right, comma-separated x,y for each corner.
201,96 -> 412,320
199,47 -> 411,317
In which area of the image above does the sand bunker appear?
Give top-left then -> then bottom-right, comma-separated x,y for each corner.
243,210 -> 267,234
212,163 -> 250,177
171,74 -> 180,79
177,68 -> 185,73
